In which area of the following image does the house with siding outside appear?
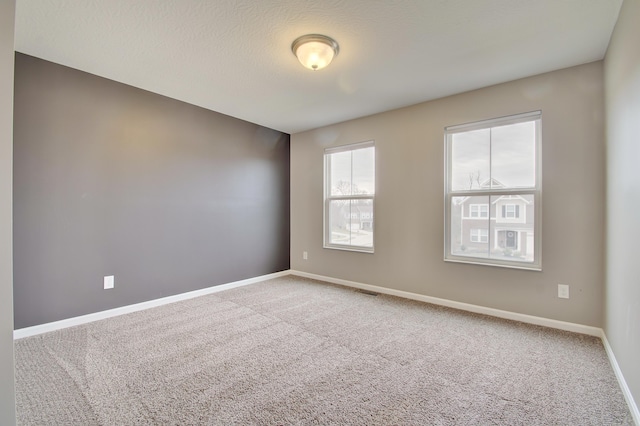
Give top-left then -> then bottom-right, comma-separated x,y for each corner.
452,180 -> 534,262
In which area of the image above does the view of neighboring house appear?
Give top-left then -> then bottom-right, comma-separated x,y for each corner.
345,202 -> 373,231
328,200 -> 374,246
451,179 -> 534,262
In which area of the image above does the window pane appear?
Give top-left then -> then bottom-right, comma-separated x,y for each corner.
470,228 -> 489,243
352,147 -> 375,195
491,121 -> 536,189
489,194 -> 534,263
329,151 -> 353,196
328,199 -> 373,248
328,199 -> 349,244
470,204 -> 489,218
329,146 -> 375,196
450,195 -> 489,258
450,129 -> 490,191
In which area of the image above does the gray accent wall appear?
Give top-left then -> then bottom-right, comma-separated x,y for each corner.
1,0 -> 16,424
13,53 -> 290,329
605,0 -> 640,412
291,62 -> 606,327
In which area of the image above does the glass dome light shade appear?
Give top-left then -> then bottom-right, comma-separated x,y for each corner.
292,34 -> 339,71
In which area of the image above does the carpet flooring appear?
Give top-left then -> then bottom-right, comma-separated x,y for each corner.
15,276 -> 633,425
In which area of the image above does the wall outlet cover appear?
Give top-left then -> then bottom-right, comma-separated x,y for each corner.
558,284 -> 569,299
104,275 -> 115,290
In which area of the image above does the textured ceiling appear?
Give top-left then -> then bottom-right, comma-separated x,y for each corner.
15,0 -> 622,134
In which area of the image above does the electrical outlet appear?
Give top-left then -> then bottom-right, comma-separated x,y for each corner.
303,251 -> 308,260
104,275 -> 115,290
558,284 -> 569,299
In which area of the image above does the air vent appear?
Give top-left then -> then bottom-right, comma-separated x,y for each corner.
356,289 -> 379,296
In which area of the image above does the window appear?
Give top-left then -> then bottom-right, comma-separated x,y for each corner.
445,111 -> 541,269
504,204 -> 519,218
470,228 -> 489,243
470,204 -> 489,218
324,141 -> 375,252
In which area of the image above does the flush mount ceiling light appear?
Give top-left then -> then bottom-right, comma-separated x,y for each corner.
291,34 -> 339,71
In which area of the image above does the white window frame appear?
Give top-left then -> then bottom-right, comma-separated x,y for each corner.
504,204 -> 518,218
324,141 -> 375,253
470,228 -> 489,243
444,111 -> 542,270
469,204 -> 489,218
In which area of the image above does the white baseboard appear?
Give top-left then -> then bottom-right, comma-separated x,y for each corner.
291,270 -> 602,337
601,332 -> 640,425
13,270 -> 291,339
17,268 -> 601,339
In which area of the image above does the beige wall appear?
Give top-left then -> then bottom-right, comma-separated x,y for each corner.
604,0 -> 640,411
0,0 -> 16,424
291,61 -> 605,327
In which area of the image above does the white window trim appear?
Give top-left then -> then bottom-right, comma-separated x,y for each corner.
505,204 -> 517,218
324,141 -> 375,253
444,111 -> 542,271
470,228 -> 489,243
469,203 -> 489,218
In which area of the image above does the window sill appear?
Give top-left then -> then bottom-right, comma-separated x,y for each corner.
324,245 -> 374,254
444,257 -> 541,271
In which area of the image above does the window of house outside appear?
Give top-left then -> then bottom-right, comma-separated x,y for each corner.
504,204 -> 519,218
471,228 -> 489,243
470,204 -> 489,218
445,111 -> 541,270
324,141 -> 375,252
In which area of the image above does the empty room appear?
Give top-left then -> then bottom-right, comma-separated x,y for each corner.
1,0 -> 639,424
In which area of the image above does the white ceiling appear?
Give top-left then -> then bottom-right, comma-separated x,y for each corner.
15,0 -> 622,134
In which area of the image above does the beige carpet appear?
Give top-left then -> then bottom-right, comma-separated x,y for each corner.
15,276 -> 633,425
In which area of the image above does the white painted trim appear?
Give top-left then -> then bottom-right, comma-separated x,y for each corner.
13,270 -> 291,339
601,332 -> 640,425
290,270 -> 601,337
